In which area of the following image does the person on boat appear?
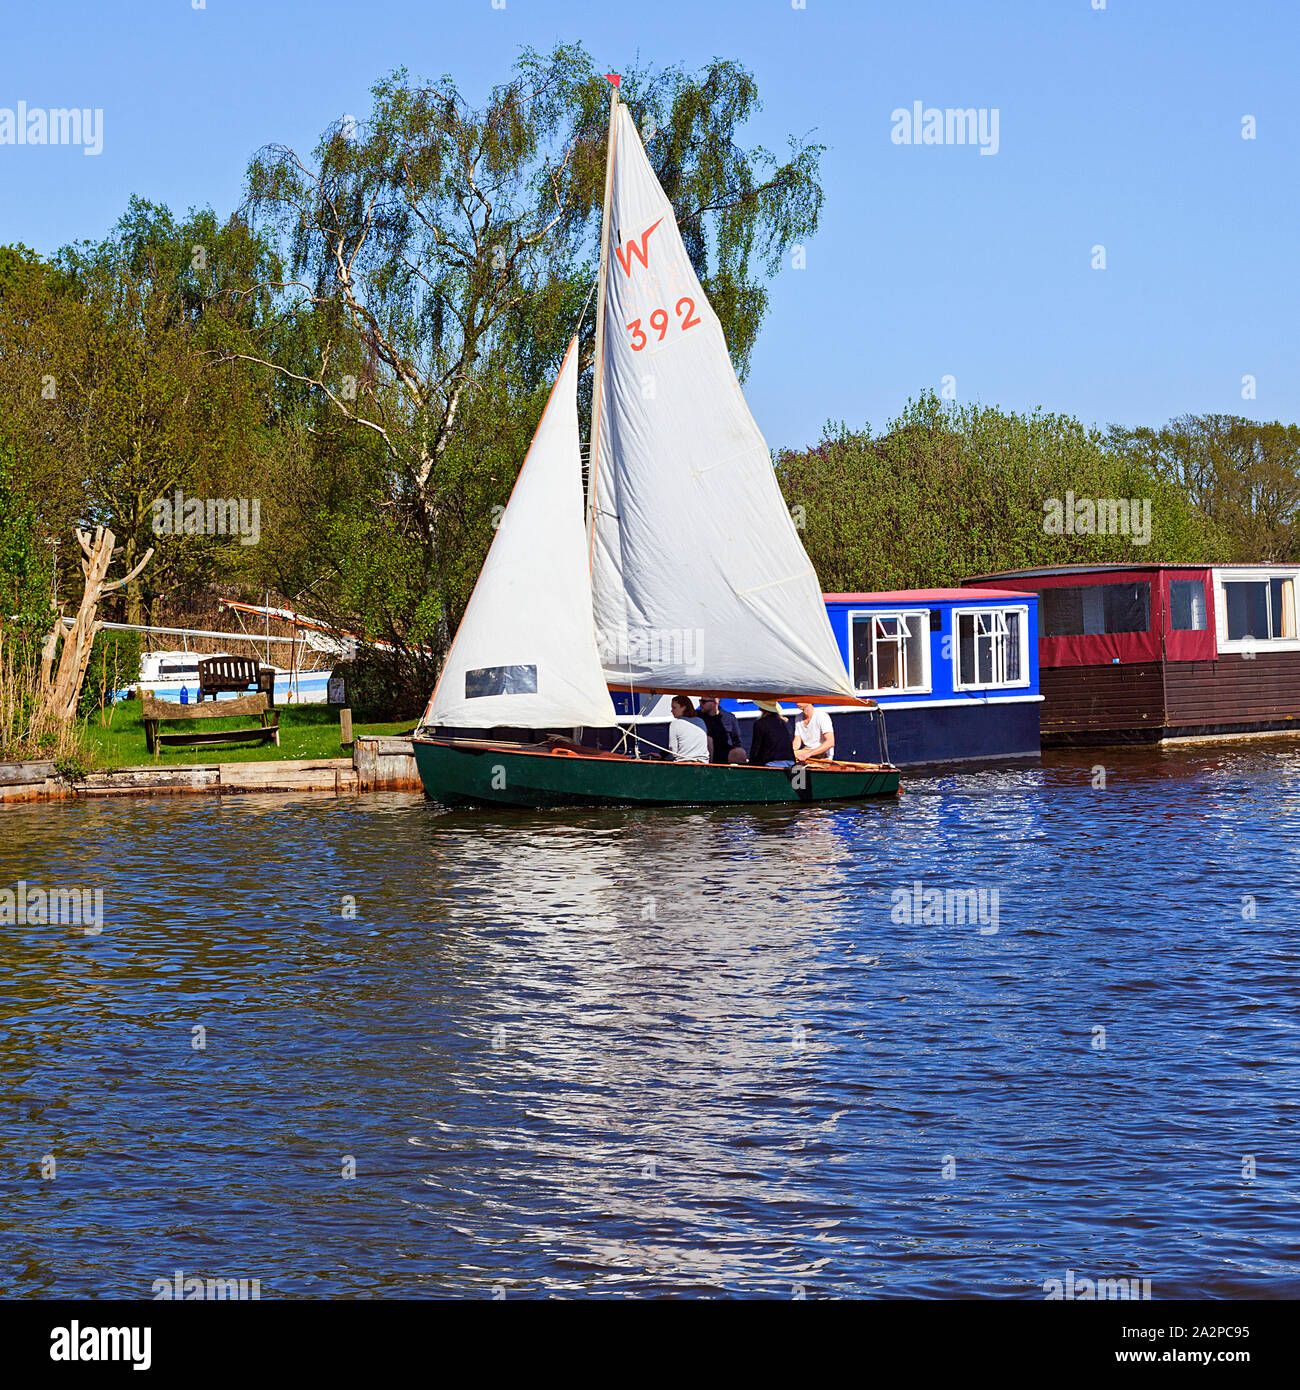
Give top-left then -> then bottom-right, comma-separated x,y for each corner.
748,701 -> 796,768
668,696 -> 710,762
793,702 -> 835,762
698,695 -> 747,764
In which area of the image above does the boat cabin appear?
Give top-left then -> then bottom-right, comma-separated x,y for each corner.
604,589 -> 1043,768
962,563 -> 1300,744
817,589 -> 1042,766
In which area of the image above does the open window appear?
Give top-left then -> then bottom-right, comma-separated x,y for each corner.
849,611 -> 930,694
953,606 -> 1029,691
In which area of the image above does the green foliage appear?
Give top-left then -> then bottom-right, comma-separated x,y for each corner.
329,651 -> 431,722
0,441 -> 59,756
52,752 -> 91,783
58,196 -> 284,340
77,627 -> 143,718
0,441 -> 52,626
0,206 -> 284,625
0,442 -> 54,727
1108,415 -> 1300,562
0,243 -> 48,299
777,393 -> 1224,592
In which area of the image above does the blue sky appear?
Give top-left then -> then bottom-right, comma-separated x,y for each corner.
1,0 -> 1295,449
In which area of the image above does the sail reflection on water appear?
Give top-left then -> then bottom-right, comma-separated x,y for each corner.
410,806 -> 877,1289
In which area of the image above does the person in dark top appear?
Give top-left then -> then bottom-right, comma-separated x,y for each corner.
698,695 -> 748,764
748,701 -> 796,768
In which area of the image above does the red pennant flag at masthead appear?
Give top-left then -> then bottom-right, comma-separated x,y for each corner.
605,74 -> 621,89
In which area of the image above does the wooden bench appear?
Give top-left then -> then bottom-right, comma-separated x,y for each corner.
198,656 -> 275,705
142,690 -> 280,755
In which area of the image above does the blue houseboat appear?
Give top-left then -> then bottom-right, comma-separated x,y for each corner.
817,588 -> 1042,766
607,588 -> 1042,769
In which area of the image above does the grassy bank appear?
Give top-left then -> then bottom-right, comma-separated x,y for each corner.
79,699 -> 413,769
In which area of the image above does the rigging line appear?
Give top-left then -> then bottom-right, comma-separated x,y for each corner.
575,271 -> 599,342
625,728 -> 674,758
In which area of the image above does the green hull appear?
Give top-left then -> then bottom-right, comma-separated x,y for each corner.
413,736 -> 900,808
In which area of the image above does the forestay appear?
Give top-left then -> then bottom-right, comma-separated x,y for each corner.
589,102 -> 857,700
427,339 -> 618,730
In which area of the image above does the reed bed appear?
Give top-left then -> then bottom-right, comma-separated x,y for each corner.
0,626 -> 87,762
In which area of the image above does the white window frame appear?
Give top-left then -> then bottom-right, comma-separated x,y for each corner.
1212,568 -> 1300,655
951,605 -> 1031,692
847,609 -> 932,696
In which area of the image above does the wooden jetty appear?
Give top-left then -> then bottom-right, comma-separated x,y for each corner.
0,734 -> 422,805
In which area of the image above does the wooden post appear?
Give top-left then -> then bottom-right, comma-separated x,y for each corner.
340,707 -> 353,749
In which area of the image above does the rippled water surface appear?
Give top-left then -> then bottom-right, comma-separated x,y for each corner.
3,745 -> 1299,1298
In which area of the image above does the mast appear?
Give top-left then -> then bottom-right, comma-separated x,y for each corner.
586,79 -> 619,563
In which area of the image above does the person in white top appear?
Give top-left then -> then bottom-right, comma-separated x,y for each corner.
792,702 -> 834,762
667,696 -> 710,762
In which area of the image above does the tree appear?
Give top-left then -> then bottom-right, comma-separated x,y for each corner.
778,394 -> 1223,593
0,243 -> 49,299
0,441 -> 57,756
0,205 -> 283,623
1109,415 -> 1300,561
236,43 -> 825,662
39,526 -> 152,723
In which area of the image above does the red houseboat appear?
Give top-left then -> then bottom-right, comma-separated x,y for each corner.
962,563 -> 1300,745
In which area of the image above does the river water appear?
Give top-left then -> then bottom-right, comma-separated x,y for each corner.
3,744 -> 1298,1299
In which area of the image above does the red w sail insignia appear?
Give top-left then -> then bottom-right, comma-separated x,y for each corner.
614,218 -> 663,277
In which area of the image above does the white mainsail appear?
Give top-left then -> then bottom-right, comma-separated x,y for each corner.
426,338 -> 618,730
589,99 -> 857,700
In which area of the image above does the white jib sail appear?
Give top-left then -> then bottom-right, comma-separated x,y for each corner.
427,338 -> 618,730
589,102 -> 857,699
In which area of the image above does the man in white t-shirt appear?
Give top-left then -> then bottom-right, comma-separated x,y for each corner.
792,703 -> 834,762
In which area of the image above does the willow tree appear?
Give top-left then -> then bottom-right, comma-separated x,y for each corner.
237,42 -> 825,660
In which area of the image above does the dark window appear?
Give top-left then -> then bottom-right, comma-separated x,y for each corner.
1169,580 -> 1207,632
958,620 -> 974,684
465,665 -> 538,698
851,616 -> 874,689
1006,613 -> 1022,681
1042,587 -> 1084,636
1041,582 -> 1150,636
1222,577 -> 1298,642
956,608 -> 1022,687
1102,583 -> 1149,633
1225,582 -> 1269,641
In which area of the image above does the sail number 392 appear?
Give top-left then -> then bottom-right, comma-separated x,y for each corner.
626,298 -> 700,351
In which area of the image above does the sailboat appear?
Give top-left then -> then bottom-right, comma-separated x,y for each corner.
412,82 -> 900,808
